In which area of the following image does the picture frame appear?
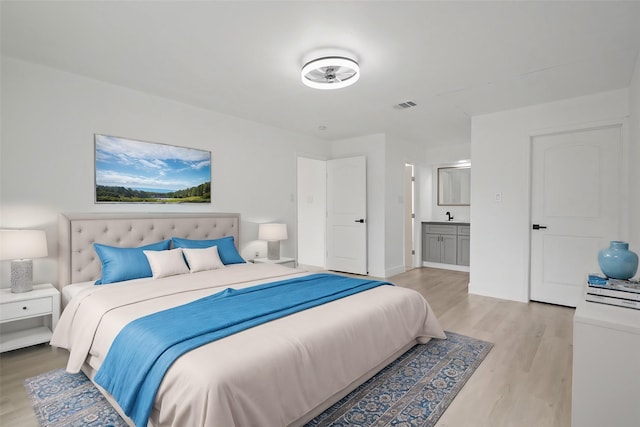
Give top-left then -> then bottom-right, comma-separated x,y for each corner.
94,134 -> 211,204
437,165 -> 471,206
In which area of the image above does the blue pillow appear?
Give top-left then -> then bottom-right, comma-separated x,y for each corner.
94,240 -> 171,284
171,236 -> 245,265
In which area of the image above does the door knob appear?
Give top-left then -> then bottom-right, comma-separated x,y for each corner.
532,224 -> 548,230
354,219 -> 365,223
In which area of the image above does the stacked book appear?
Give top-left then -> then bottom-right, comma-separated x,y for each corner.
587,274 -> 640,310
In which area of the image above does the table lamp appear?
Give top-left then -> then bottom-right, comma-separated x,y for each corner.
258,223 -> 288,260
0,229 -> 48,293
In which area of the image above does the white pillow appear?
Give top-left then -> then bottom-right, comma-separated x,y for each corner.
182,245 -> 225,273
143,248 -> 190,279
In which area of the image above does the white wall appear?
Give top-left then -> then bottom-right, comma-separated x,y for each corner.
296,157 -> 326,267
471,88 -> 631,302
629,53 -> 640,258
327,133 -> 429,278
385,134 -> 428,275
0,58 -> 328,286
422,143 -> 471,224
297,132 -> 427,278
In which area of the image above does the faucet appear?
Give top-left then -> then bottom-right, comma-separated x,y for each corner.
446,211 -> 454,221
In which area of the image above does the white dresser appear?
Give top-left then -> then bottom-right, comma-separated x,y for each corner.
572,298 -> 640,426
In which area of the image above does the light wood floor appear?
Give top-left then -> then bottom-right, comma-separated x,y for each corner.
394,268 -> 573,427
0,267 -> 574,427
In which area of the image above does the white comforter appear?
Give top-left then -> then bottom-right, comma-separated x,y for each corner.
51,263 -> 445,427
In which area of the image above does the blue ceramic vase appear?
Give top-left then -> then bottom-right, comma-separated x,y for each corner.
598,241 -> 638,280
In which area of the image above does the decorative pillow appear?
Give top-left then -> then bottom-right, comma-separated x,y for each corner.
143,248 -> 190,279
171,236 -> 245,265
94,240 -> 171,285
182,245 -> 225,273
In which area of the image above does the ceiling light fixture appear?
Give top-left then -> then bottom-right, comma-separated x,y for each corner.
301,56 -> 360,90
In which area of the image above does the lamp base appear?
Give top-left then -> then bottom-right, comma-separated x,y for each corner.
11,259 -> 33,293
267,241 -> 281,260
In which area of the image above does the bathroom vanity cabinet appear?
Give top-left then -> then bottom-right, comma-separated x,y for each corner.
422,222 -> 470,267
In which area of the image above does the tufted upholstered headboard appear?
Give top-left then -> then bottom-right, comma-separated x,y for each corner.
58,212 -> 240,289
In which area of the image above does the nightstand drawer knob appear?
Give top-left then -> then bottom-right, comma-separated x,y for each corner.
23,306 -> 28,310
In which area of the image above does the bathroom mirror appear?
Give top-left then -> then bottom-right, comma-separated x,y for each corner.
438,166 -> 471,206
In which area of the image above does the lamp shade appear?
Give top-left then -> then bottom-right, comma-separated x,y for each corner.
0,229 -> 48,261
258,223 -> 288,242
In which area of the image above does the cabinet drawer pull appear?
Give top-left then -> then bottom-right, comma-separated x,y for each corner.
23,306 -> 28,310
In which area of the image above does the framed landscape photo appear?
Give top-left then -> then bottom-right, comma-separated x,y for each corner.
95,134 -> 211,204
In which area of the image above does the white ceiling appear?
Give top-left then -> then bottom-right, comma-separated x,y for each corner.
2,1 -> 640,149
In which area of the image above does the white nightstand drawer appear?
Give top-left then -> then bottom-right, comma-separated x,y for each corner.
0,297 -> 52,322
253,257 -> 296,268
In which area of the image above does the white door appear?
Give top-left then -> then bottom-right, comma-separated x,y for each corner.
530,125 -> 622,307
326,156 -> 367,275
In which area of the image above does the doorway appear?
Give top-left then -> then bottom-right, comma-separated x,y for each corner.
529,125 -> 623,306
405,163 -> 415,270
297,156 -> 368,274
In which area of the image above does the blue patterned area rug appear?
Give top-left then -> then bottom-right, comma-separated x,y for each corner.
305,332 -> 492,426
24,368 -> 127,427
24,332 -> 492,427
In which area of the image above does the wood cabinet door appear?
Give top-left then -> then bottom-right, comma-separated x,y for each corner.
457,235 -> 470,266
441,235 -> 458,265
424,233 -> 442,262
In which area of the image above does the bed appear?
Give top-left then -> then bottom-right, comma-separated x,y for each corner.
51,212 -> 445,427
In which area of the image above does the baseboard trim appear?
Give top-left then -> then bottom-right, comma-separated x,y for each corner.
422,261 -> 470,272
385,265 -> 406,278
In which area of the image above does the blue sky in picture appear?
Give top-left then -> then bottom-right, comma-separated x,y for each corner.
95,135 -> 211,193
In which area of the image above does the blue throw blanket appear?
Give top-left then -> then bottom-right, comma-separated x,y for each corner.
93,273 -> 391,426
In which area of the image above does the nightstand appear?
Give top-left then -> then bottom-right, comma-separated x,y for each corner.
253,257 -> 296,268
0,283 -> 60,352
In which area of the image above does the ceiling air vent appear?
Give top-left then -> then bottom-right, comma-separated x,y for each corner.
393,101 -> 417,110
